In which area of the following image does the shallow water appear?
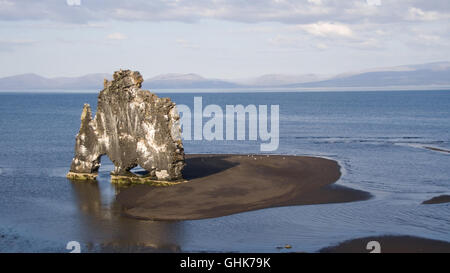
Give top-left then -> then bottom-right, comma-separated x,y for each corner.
0,91 -> 449,252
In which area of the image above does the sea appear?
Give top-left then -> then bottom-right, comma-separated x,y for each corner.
0,90 -> 449,252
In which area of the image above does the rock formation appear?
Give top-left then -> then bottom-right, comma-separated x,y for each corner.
67,70 -> 185,183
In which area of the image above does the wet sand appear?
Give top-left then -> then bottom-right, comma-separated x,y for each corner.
424,146 -> 450,154
117,154 -> 371,221
320,235 -> 450,253
422,194 -> 450,204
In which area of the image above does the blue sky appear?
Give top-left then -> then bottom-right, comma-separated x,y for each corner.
0,0 -> 449,78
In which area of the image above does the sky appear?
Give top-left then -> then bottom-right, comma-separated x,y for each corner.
0,0 -> 449,79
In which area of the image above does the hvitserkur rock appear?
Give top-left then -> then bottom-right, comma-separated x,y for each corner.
67,70 -> 185,184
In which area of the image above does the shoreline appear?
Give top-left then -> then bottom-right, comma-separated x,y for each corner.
422,194 -> 450,204
320,235 -> 450,253
424,146 -> 450,154
117,154 -> 371,221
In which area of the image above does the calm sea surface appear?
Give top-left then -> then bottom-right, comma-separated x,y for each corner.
0,90 -> 449,252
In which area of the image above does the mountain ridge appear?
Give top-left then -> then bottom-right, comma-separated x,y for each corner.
1,62 -> 449,91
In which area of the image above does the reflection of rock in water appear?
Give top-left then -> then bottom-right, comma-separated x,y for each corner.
98,220 -> 183,253
68,179 -> 182,252
70,180 -> 102,214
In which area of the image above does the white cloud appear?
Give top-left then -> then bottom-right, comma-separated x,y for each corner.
407,7 -> 440,21
0,0 -> 14,7
107,32 -> 127,40
307,0 -> 322,5
418,34 -> 440,42
349,38 -> 381,49
175,39 -> 199,49
0,0 -> 448,27
366,0 -> 381,7
412,33 -> 448,47
315,42 -> 328,49
0,0 -> 449,72
229,26 -> 276,33
296,22 -> 353,38
0,39 -> 35,51
66,0 -> 81,7
268,35 -> 301,47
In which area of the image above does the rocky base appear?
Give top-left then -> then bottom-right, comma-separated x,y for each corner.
66,171 -> 187,186
66,172 -> 98,181
110,175 -> 187,186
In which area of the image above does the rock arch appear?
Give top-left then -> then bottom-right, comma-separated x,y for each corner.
67,70 -> 185,182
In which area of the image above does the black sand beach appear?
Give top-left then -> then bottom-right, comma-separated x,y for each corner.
320,235 -> 450,253
424,146 -> 450,154
422,195 -> 450,204
117,154 -> 371,221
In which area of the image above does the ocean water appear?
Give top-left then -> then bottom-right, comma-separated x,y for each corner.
0,90 -> 449,252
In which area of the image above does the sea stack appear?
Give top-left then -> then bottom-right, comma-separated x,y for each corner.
67,69 -> 185,183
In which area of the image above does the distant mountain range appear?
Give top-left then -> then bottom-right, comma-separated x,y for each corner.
1,62 -> 449,91
143,73 -> 240,89
0,73 -> 111,91
287,62 -> 450,88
